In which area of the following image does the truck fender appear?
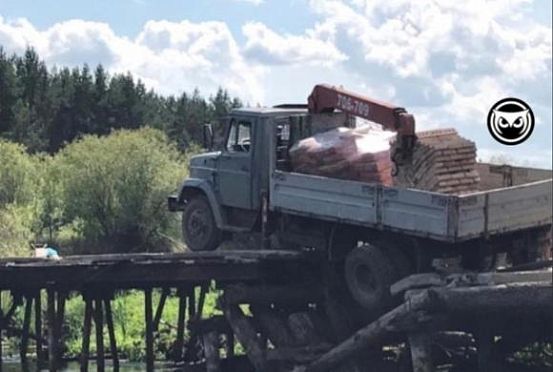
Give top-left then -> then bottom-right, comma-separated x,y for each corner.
178,178 -> 224,228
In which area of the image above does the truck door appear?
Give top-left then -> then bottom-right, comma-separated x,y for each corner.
217,118 -> 253,209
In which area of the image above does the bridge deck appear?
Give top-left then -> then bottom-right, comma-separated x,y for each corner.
0,250 -> 314,292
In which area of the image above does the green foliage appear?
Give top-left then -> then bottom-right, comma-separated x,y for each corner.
56,128 -> 187,251
0,140 -> 41,206
0,127 -> 199,256
0,204 -> 38,257
0,140 -> 42,256
61,289 -> 221,362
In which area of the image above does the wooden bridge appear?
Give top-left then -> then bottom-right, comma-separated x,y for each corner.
0,250 -> 316,372
1,251 -> 552,372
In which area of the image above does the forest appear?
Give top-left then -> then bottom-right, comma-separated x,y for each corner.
0,47 -> 242,257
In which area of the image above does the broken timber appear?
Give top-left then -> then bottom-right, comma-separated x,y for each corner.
304,269 -> 553,372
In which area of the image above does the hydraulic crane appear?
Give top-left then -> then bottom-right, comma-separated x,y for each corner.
307,84 -> 417,165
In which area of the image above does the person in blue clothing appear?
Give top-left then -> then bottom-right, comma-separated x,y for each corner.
34,243 -> 61,259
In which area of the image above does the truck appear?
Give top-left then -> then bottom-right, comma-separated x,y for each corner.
168,84 -> 552,314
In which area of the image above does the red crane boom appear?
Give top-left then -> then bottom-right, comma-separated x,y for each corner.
307,84 -> 417,164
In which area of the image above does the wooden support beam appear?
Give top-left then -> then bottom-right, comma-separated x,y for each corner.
408,332 -> 434,372
250,306 -> 293,348
94,298 -> 105,372
476,325 -> 498,372
103,299 -> 119,371
80,297 -> 93,372
203,330 -> 221,372
188,286 -> 196,320
305,290 -> 435,372
226,331 -> 235,358
153,288 -> 169,332
20,295 -> 33,364
174,288 -> 186,361
223,302 -> 266,371
197,284 -> 208,320
47,288 -> 57,372
55,292 -> 66,365
35,290 -> 44,368
144,289 -> 154,372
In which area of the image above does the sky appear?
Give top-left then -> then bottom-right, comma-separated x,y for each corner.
0,0 -> 551,167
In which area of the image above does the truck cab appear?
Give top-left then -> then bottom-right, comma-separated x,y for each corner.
168,107 -> 327,251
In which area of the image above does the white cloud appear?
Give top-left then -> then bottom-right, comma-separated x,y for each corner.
232,0 -> 264,5
242,21 -> 346,66
0,17 -> 264,102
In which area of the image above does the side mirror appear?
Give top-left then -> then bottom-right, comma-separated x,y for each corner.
203,123 -> 214,150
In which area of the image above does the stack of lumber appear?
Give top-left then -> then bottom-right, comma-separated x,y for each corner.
394,129 -> 480,194
289,126 -> 394,185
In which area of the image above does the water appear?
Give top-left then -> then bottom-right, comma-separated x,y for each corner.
1,360 -> 148,371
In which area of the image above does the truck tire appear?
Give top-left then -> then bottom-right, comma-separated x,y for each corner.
344,244 -> 395,314
182,195 -> 222,251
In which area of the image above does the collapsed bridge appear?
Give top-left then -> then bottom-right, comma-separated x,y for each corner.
0,249 -> 551,372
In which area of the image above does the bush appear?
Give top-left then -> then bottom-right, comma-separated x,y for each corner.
57,128 -> 187,253
0,205 -> 37,256
0,140 -> 40,207
0,140 -> 42,256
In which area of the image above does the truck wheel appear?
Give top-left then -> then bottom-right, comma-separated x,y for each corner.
182,195 -> 221,251
344,244 -> 395,314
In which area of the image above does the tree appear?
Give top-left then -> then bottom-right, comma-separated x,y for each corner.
57,128 -> 187,253
0,48 -> 243,153
0,140 -> 42,256
0,48 -> 18,134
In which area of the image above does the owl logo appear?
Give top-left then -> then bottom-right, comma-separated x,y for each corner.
487,98 -> 534,145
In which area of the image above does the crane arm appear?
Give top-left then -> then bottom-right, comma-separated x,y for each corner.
307,84 -> 416,163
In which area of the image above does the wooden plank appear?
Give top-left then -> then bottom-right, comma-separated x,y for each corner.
144,289 -> 154,372
0,250 -> 309,291
428,282 -> 553,314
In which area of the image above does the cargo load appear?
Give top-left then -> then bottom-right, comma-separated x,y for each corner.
290,125 -> 479,194
289,126 -> 395,185
394,129 -> 480,194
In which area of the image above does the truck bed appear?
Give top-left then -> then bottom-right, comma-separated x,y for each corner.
270,163 -> 552,242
